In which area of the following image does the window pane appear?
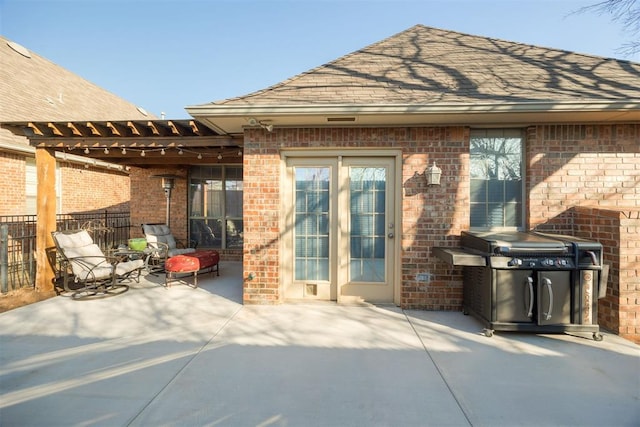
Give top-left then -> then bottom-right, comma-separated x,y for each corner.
487,180 -> 503,203
470,130 -> 523,228
294,167 -> 330,281
190,219 -> 221,248
189,165 -> 243,249
226,219 -> 243,248
470,204 -> 487,228
470,179 -> 487,203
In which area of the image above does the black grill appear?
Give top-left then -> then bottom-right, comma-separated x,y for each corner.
434,231 -> 606,341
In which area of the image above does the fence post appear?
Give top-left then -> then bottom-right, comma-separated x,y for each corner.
1,224 -> 8,293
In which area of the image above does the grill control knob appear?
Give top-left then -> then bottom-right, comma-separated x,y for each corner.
508,258 -> 523,267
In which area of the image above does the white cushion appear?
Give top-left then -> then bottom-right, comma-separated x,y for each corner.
115,259 -> 145,276
54,230 -> 94,249
55,230 -> 142,280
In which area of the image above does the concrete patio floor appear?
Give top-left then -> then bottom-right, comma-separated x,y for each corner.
0,261 -> 638,426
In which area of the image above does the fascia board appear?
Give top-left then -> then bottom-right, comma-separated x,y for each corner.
186,100 -> 640,118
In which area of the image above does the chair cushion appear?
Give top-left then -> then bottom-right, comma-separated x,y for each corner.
165,254 -> 200,273
54,230 -> 94,249
165,250 -> 219,273
143,224 -> 178,250
115,259 -> 145,276
55,230 -> 143,280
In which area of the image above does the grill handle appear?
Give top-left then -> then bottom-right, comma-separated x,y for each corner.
495,246 -> 567,255
525,277 -> 534,318
543,278 -> 553,321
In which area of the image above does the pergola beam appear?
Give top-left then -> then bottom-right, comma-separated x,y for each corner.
29,136 -> 239,147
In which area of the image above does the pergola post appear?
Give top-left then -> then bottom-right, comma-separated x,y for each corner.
35,147 -> 56,293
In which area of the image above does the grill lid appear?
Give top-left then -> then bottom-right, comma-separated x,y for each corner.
461,231 -> 568,254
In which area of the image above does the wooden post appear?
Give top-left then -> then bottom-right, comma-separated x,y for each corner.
35,147 -> 57,294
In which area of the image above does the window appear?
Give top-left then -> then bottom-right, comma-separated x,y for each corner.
469,129 -> 524,229
189,165 -> 243,249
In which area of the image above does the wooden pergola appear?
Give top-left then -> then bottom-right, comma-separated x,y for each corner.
6,119 -> 242,166
4,119 -> 243,293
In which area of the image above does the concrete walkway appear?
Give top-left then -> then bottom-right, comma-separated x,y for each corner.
0,262 -> 638,426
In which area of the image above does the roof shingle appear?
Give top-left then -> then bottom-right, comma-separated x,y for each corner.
211,25 -> 640,107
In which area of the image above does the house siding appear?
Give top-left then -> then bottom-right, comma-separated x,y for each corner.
243,124 -> 639,342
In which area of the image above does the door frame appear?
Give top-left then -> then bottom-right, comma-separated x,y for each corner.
280,149 -> 402,305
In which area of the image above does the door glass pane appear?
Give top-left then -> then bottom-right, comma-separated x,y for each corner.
294,167 -> 330,281
350,167 -> 386,282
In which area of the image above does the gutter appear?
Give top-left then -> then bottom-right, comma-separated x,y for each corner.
186,100 -> 640,117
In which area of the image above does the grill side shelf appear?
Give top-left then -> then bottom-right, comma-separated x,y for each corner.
433,247 -> 487,267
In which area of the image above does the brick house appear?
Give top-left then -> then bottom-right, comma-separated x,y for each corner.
16,25 -> 640,342
0,36 -> 153,216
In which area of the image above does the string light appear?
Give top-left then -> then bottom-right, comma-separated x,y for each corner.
74,145 -> 243,160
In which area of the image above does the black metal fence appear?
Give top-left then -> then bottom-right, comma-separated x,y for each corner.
0,211 -> 131,293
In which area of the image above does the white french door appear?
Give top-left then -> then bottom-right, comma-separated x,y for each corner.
283,156 -> 397,303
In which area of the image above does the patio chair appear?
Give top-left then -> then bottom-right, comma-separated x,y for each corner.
52,229 -> 144,300
142,224 -> 197,269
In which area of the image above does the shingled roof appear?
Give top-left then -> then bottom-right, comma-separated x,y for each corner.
0,36 -> 154,122
188,25 -> 640,134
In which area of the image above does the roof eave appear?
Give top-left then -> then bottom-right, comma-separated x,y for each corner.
186,100 -> 640,134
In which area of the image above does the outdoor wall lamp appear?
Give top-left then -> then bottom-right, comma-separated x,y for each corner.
425,161 -> 442,186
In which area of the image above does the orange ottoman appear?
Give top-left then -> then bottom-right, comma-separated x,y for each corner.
165,250 -> 220,287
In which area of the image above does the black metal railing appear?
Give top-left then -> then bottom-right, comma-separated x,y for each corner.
0,211 -> 131,293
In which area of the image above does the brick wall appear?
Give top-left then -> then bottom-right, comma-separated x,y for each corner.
0,152 -> 130,215
528,124 -> 639,343
129,167 -> 189,241
0,151 -> 26,215
59,162 -> 130,213
527,124 -> 639,231
574,207 -> 640,344
243,123 -> 639,336
243,127 -> 469,307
